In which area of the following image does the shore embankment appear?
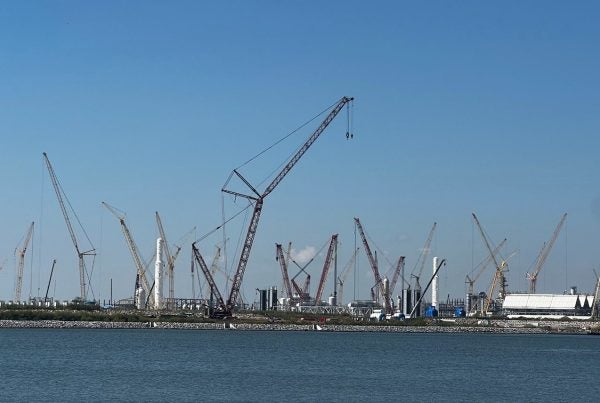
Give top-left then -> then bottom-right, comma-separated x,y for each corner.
0,319 -> 596,334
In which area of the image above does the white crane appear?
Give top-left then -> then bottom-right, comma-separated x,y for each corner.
14,222 -> 34,302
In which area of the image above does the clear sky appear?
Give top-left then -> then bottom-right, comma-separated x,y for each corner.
1,1 -> 599,305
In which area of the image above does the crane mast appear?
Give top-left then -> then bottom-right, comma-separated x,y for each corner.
102,202 -> 152,307
411,222 -> 437,292
14,222 -> 34,302
44,152 -> 95,301
44,259 -> 57,302
527,213 -> 567,293
221,96 -> 353,314
192,242 -> 226,313
354,217 -> 392,313
314,234 -> 338,304
466,238 -> 507,295
337,247 -> 359,306
472,213 -> 506,314
276,244 -> 294,299
389,256 -> 406,299
201,246 -> 222,298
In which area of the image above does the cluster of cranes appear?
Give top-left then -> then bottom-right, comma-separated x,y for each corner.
467,212 -> 568,315
5,97 -> 351,311
6,95 -> 588,321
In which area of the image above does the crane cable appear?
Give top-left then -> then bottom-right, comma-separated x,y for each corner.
234,98 -> 342,172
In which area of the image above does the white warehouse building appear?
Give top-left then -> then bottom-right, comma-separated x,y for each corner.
503,293 -> 595,319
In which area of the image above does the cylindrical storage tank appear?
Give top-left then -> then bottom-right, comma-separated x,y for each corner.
328,295 -> 336,306
412,289 -> 422,317
402,288 -> 412,316
259,289 -> 268,311
465,293 -> 472,314
135,287 -> 146,310
268,287 -> 278,310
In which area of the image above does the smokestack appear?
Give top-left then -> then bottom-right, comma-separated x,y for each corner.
154,238 -> 163,310
432,257 -> 439,308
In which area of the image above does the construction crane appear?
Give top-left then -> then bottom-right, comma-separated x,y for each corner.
201,246 -> 222,299
337,247 -> 359,306
354,217 -> 392,313
44,259 -> 57,302
472,213 -> 507,314
275,243 -> 294,299
389,256 -> 406,299
191,243 -> 226,316
410,222 -> 437,297
102,202 -> 152,308
526,213 -> 567,294
465,238 -> 507,295
211,96 -> 353,315
14,222 -> 34,302
43,152 -> 95,301
314,234 -> 338,304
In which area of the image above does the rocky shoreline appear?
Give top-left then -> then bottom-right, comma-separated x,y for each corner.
0,319 -> 595,334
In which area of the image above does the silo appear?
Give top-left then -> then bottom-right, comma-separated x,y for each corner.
259,289 -> 268,311
268,287 -> 278,310
465,293 -> 473,314
412,289 -> 421,317
402,288 -> 412,316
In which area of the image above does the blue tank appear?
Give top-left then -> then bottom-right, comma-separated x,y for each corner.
424,306 -> 438,318
454,307 -> 466,317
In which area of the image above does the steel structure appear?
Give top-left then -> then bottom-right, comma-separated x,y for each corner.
197,96 -> 353,316
14,222 -> 34,301
44,152 -> 95,301
526,213 -> 567,293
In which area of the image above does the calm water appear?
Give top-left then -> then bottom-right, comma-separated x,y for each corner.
1,329 -> 599,402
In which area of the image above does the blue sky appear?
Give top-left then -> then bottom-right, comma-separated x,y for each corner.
1,1 -> 599,304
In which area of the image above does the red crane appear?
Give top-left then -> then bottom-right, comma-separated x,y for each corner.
275,243 -> 294,299
214,96 -> 353,315
388,256 -> 406,299
314,234 -> 338,304
354,217 -> 392,313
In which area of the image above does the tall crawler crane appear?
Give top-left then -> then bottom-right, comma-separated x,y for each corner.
354,217 -> 393,313
44,152 -> 95,301
195,96 -> 353,316
526,213 -> 567,293
14,222 -> 34,301
472,212 -> 506,314
314,234 -> 338,304
102,202 -> 153,307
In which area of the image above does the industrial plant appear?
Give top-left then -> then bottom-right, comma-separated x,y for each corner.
2,96 -> 599,324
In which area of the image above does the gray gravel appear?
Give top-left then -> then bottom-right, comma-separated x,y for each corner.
1,319 -> 591,334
